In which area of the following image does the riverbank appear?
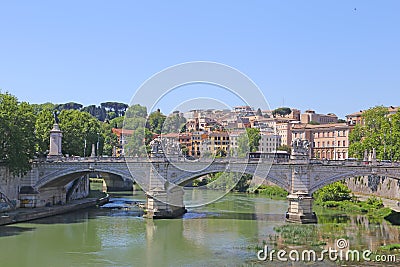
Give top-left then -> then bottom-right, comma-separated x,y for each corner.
354,193 -> 400,212
0,195 -> 109,226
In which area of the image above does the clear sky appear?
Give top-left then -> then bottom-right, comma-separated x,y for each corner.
1,1 -> 399,118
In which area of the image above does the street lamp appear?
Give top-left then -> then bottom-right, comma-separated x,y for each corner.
97,132 -> 100,157
389,117 -> 393,162
84,139 -> 87,157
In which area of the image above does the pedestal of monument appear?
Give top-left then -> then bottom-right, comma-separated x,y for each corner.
47,123 -> 63,160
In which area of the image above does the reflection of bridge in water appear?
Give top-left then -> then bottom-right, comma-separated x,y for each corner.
19,154 -> 400,223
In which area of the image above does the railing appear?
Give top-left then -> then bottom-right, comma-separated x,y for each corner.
34,156 -> 400,167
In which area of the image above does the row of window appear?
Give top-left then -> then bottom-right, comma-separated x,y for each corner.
315,151 -> 347,160
314,130 -> 347,138
314,140 -> 346,148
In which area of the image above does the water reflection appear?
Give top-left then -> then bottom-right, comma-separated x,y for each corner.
0,192 -> 399,266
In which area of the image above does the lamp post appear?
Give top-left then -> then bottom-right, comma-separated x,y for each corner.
389,117 -> 393,162
97,132 -> 100,157
84,139 -> 87,157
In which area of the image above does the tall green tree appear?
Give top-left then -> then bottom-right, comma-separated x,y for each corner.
101,121 -> 119,156
236,128 -> 261,157
58,110 -> 102,156
348,106 -> 399,160
0,93 -> 36,176
162,112 -> 186,133
35,108 -> 54,153
246,128 -> 261,152
125,127 -> 153,156
147,109 -> 166,134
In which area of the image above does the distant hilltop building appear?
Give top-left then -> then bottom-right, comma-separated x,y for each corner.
300,110 -> 338,124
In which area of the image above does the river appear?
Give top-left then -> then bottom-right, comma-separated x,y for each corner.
0,190 -> 399,266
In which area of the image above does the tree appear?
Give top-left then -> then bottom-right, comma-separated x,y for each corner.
162,113 -> 186,134
35,109 -> 54,153
125,104 -> 147,118
348,106 -> 398,160
0,93 -> 36,176
58,110 -> 102,156
100,102 -> 129,117
246,128 -> 261,152
124,127 -> 153,156
31,102 -> 56,114
101,121 -> 119,156
147,109 -> 166,134
313,181 -> 352,203
237,133 -> 250,157
236,128 -> 261,157
55,102 -> 83,111
110,116 -> 125,128
81,105 -> 107,121
272,107 -> 291,117
256,108 -> 262,116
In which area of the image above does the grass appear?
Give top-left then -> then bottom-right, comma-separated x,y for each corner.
380,244 -> 400,251
315,197 -> 393,219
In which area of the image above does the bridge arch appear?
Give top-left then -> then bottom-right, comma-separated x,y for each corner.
172,169 -> 290,192
309,169 -> 400,195
34,166 -> 136,190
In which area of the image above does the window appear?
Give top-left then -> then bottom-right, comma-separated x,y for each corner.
338,140 -> 341,147
322,141 -> 325,147
327,141 -> 330,147
343,141 -> 346,147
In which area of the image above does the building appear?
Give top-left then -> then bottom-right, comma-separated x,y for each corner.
228,130 -> 246,156
190,131 -> 209,157
345,111 -> 363,126
208,131 -> 230,156
112,128 -> 134,157
291,123 -> 350,160
258,131 -> 281,153
300,110 -> 338,124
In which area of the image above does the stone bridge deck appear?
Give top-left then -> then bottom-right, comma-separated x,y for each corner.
16,157 -> 400,223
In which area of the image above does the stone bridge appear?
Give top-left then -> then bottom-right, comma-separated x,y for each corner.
17,155 -> 400,223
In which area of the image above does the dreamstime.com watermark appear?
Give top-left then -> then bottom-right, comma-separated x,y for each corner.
257,239 -> 397,263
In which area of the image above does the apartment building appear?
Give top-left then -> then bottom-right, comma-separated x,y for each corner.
258,131 -> 281,153
292,123 -> 350,160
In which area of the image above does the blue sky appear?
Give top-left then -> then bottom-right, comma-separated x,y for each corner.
1,1 -> 399,118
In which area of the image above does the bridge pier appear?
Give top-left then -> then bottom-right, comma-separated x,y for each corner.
144,187 -> 186,219
144,165 -> 186,219
286,192 -> 317,223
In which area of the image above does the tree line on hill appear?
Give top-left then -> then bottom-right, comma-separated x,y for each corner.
0,92 -> 189,176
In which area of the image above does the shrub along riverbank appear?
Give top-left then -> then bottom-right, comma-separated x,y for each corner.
313,181 -> 393,219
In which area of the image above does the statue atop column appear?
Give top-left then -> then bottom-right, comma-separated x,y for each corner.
290,138 -> 310,161
53,111 -> 60,124
291,138 -> 310,155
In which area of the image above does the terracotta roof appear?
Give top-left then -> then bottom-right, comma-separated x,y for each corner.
112,128 -> 134,135
292,123 -> 349,130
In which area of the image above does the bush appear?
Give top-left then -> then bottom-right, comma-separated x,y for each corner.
313,182 -> 352,203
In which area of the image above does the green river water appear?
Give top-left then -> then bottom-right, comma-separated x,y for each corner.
0,190 -> 399,266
